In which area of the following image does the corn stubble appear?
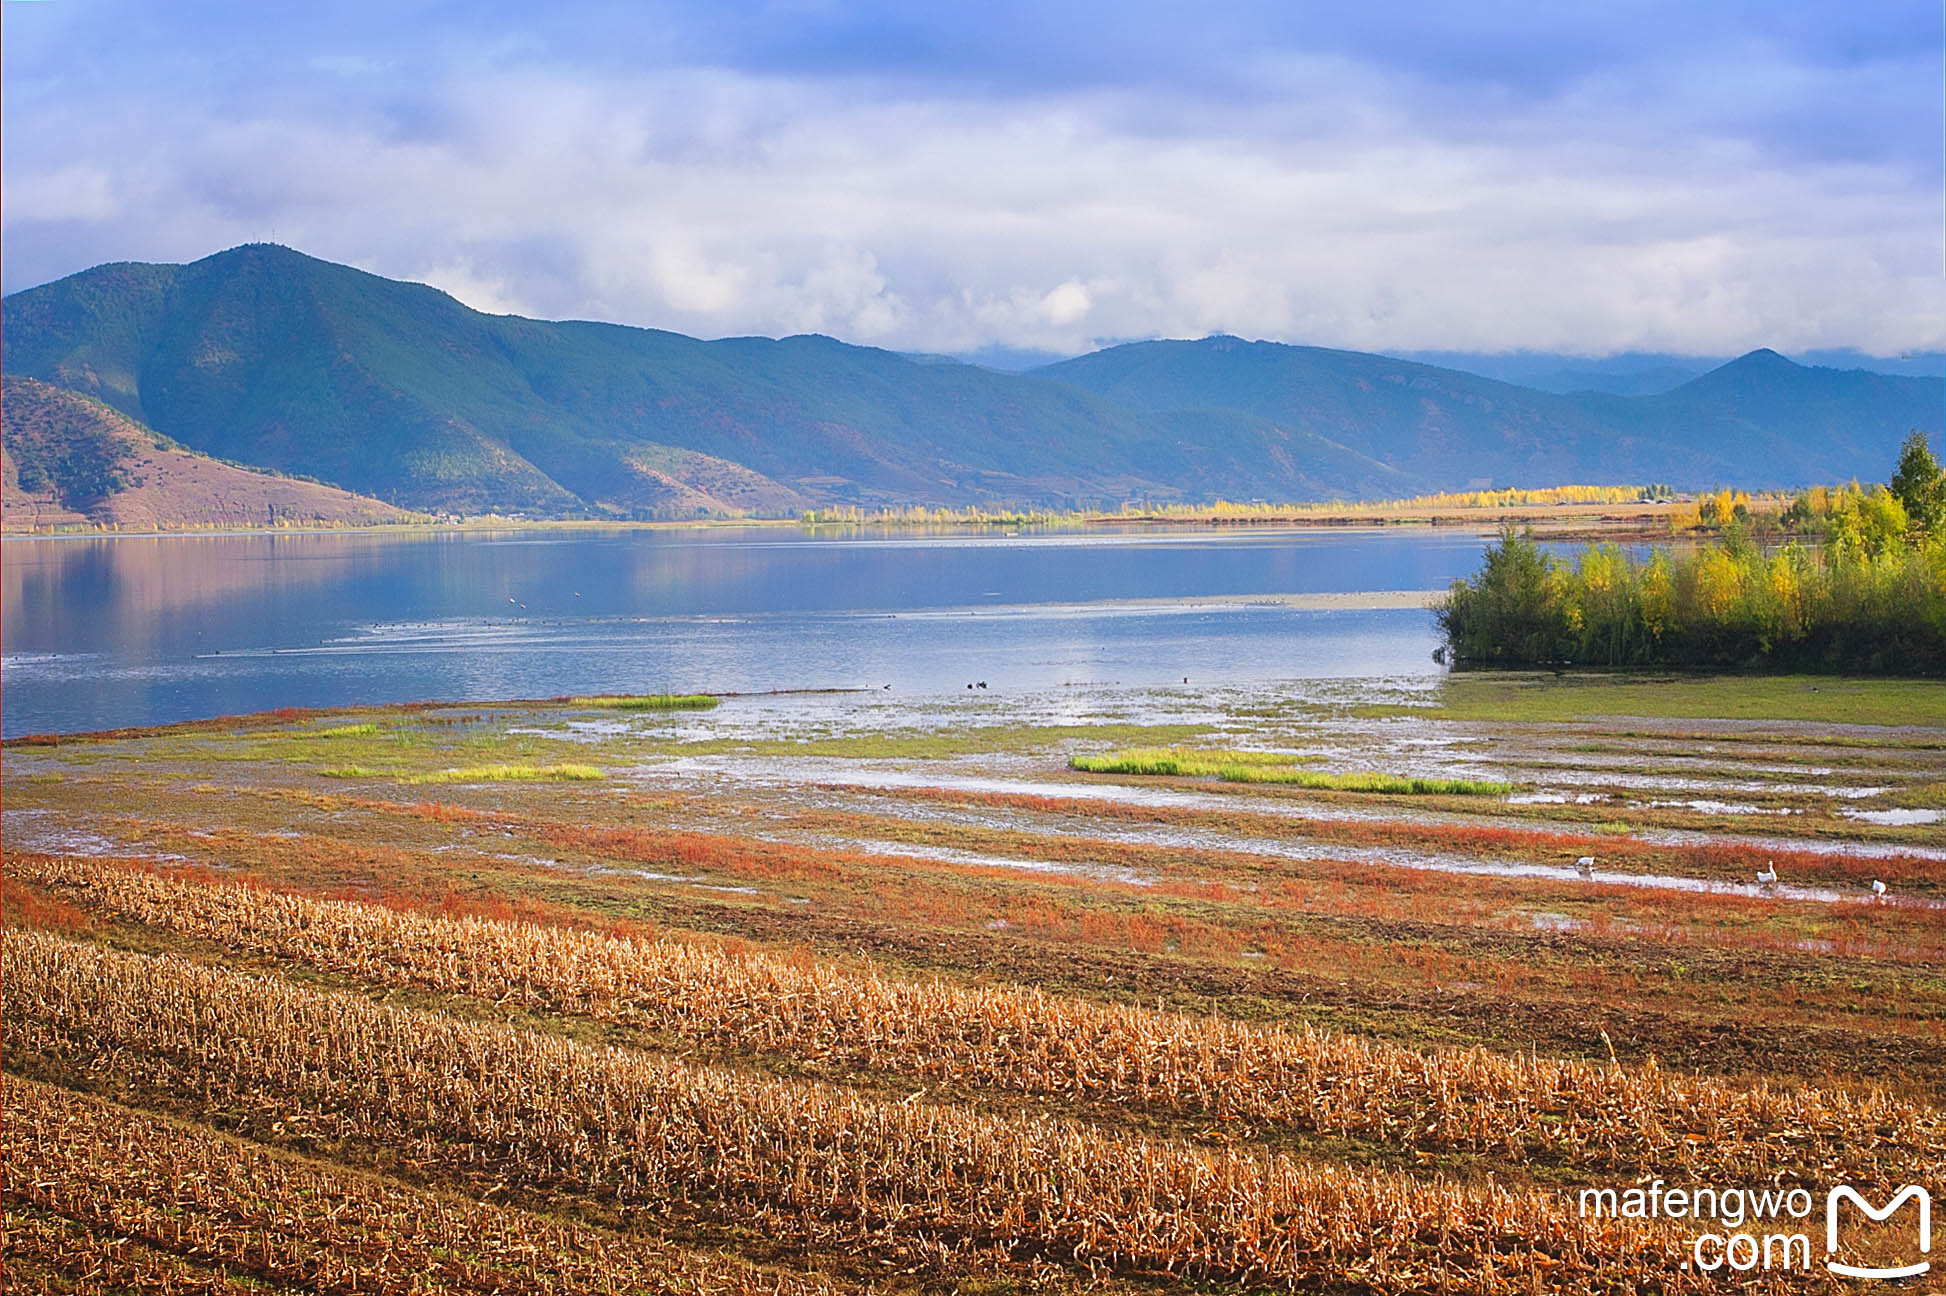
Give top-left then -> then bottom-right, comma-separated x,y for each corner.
4,1077 -> 844,1296
23,856 -> 1935,1191
7,926 -> 1707,1293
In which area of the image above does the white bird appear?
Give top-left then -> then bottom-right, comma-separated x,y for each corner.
1574,856 -> 1595,880
1872,879 -> 1888,899
1756,863 -> 1778,886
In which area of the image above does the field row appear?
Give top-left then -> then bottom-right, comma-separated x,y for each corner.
19,854 -> 1939,1190
842,783 -> 1946,895
4,1076 -> 843,1296
5,926 -> 1702,1293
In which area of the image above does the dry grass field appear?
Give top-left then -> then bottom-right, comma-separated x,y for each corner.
3,672 -> 1941,1292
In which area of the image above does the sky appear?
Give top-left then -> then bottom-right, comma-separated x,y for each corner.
2,1 -> 1942,359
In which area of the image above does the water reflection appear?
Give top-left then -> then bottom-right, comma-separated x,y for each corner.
0,525 -> 1513,735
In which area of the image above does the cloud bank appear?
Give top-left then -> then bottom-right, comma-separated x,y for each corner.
2,1 -> 1940,356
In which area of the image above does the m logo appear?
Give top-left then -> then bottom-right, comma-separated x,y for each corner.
1827,1186 -> 1931,1280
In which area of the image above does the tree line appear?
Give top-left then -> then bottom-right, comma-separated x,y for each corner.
1437,432 -> 1946,675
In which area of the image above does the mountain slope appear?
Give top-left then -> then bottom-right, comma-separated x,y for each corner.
1,377 -> 414,531
1632,349 -> 1942,478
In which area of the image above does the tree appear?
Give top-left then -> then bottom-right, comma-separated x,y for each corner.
1435,528 -> 1569,665
1830,486 -> 1909,559
1889,430 -> 1945,535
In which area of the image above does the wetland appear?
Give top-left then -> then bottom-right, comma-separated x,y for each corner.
5,521 -> 1942,1293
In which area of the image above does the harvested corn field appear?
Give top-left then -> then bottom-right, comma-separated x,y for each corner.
4,672 -> 1942,1291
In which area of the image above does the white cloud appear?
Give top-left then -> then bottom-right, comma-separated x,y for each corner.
5,163 -> 121,224
1040,279 -> 1091,326
416,258 -> 531,316
2,30 -> 1939,358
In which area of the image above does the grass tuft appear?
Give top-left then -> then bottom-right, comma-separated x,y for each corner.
307,723 -> 382,738
570,694 -> 719,712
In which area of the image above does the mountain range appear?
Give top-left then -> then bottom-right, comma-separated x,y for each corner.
2,244 -> 1939,519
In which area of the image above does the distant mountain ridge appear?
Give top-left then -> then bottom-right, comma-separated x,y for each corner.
2,244 -> 1939,517
1379,348 -> 1943,397
1037,337 -> 1941,496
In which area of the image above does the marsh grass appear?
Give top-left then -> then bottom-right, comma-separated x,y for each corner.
1071,748 -> 1511,796
1368,672 -> 1946,727
570,694 -> 719,711
405,763 -> 605,785
305,723 -> 382,738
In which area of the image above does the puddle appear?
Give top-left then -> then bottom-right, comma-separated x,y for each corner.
0,811 -> 188,864
1641,799 -> 1797,816
1841,808 -> 1943,827
1529,912 -> 1590,932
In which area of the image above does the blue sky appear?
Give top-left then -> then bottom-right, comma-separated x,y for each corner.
3,1 -> 1940,356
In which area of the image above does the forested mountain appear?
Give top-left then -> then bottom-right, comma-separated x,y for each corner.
4,245 -> 1938,516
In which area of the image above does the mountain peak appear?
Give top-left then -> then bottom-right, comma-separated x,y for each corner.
1725,347 -> 1799,370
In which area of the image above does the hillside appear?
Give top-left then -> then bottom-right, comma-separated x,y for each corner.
1,377 -> 414,532
3,245 -> 1940,517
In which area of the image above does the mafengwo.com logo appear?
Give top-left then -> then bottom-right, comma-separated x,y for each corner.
1578,1180 -> 1931,1279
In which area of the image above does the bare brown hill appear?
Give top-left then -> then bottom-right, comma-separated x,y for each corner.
2,378 -> 415,532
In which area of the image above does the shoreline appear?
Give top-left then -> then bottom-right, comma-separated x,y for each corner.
0,505 -> 1687,542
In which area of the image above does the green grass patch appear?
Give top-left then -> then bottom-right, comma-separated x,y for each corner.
317,764 -> 383,778
570,694 -> 719,711
404,762 -> 606,785
1067,747 -> 1322,777
1070,748 -> 1510,796
305,723 -> 383,738
1359,673 -> 1946,728
1900,781 -> 1946,808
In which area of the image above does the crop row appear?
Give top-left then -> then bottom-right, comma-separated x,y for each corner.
5,1209 -> 248,1295
2,1074 -> 848,1296
4,928 -> 1692,1293
21,854 -> 1935,1187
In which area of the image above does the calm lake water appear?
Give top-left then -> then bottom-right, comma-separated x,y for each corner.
1,526 -> 1533,736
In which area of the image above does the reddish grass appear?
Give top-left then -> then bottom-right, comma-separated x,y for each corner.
0,872 -> 95,934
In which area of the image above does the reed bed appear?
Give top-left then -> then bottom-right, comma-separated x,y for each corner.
22,857 -> 1937,1188
5,928 -> 1693,1293
2,1074 -> 852,1296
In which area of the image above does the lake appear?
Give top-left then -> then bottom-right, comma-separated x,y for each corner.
0,525 -> 1528,736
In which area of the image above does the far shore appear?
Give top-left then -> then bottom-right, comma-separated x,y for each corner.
0,499 -> 1696,542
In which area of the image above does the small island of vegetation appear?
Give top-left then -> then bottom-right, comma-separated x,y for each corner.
1438,432 -> 1946,675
